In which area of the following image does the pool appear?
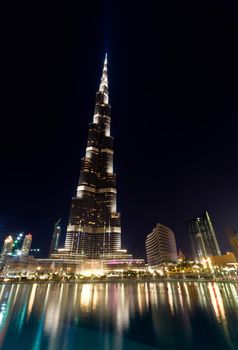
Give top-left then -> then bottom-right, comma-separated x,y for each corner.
0,281 -> 237,349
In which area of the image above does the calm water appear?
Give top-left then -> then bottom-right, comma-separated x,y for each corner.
0,281 -> 237,350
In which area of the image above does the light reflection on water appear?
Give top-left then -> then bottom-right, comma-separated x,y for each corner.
0,281 -> 237,349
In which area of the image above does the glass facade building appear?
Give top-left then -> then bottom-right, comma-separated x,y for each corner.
186,211 -> 221,262
64,55 -> 121,258
49,220 -> 61,256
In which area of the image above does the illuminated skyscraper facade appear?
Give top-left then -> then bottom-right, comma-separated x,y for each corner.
146,223 -> 177,268
49,220 -> 61,256
186,211 -> 221,262
65,55 -> 121,258
1,236 -> 13,256
21,234 -> 32,256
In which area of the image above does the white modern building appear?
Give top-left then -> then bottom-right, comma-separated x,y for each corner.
146,223 -> 177,269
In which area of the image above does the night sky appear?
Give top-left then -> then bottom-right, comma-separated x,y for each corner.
0,1 -> 237,258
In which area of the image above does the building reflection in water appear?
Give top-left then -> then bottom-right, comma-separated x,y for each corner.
27,283 -> 37,320
0,281 -> 237,349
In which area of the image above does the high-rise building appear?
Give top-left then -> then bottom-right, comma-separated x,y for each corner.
49,220 -> 61,256
12,232 -> 24,255
186,211 -> 221,262
21,234 -> 32,256
145,223 -> 177,268
64,54 -> 121,258
225,226 -> 238,261
1,236 -> 13,256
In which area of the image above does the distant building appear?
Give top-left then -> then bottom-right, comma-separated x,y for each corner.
12,232 -> 24,256
225,226 -> 238,262
49,220 -> 61,256
145,223 -> 177,268
186,211 -> 221,263
229,235 -> 238,262
21,234 -> 32,256
177,249 -> 185,261
1,236 -> 13,256
209,252 -> 237,267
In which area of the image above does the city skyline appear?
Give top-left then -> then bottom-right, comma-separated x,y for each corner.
0,1 -> 237,259
0,2 -> 237,350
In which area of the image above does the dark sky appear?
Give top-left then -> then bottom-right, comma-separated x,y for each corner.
0,1 -> 237,258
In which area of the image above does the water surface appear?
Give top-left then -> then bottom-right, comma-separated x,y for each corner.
0,281 -> 237,349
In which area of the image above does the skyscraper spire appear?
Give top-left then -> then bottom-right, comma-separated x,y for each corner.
64,53 -> 121,258
99,53 -> 108,103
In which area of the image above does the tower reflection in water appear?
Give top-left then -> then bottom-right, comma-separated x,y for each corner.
0,281 -> 237,349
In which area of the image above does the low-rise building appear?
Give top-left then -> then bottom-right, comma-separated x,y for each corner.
2,255 -> 145,277
210,252 -> 237,267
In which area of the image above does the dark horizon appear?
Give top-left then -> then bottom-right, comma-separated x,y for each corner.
0,1 -> 238,259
